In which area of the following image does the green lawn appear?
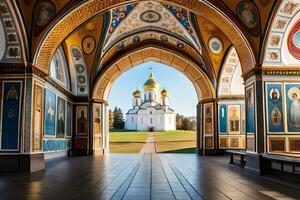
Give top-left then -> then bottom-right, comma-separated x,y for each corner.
109,130 -> 196,153
152,130 -> 196,153
109,131 -> 149,143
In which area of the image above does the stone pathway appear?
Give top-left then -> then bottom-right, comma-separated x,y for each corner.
140,134 -> 156,153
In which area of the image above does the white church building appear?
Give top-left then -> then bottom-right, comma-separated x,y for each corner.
125,71 -> 176,131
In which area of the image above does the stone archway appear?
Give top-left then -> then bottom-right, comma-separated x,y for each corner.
90,46 -> 215,154
32,0 -> 256,76
92,47 -> 214,102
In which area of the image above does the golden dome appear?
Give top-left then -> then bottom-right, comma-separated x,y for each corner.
143,72 -> 160,90
161,89 -> 169,97
133,89 -> 141,97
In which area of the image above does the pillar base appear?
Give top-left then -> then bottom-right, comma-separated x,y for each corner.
0,153 -> 45,173
93,148 -> 104,156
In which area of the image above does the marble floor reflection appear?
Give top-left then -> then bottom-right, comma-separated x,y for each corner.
0,154 -> 299,200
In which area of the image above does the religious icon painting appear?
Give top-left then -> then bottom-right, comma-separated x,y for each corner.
289,138 -> 300,152
34,0 -> 56,35
205,136 -> 213,149
33,84 -> 43,151
228,105 -> 241,134
1,81 -> 22,150
241,104 -> 246,134
76,106 -> 88,135
56,97 -> 65,137
229,137 -> 240,148
269,137 -> 285,152
218,104 -> 227,134
208,37 -> 223,55
245,85 -> 254,134
285,83 -> 300,132
203,103 -> 213,135
236,0 -> 260,36
266,83 -> 284,133
288,19 -> 300,60
219,137 -> 228,148
82,36 -> 96,55
66,102 -> 72,137
44,89 -> 56,136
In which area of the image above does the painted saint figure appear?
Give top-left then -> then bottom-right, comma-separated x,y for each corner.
57,102 -> 65,134
229,106 -> 240,132
77,110 -> 87,134
289,92 -> 300,128
271,107 -> 281,126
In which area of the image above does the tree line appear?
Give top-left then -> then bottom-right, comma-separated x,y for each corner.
109,107 -> 125,129
109,107 -> 196,131
176,114 -> 196,131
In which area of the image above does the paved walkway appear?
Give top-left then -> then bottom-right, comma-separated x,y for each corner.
0,154 -> 299,200
140,134 -> 156,153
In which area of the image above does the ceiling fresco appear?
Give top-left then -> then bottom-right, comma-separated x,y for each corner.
218,47 -> 244,96
263,0 -> 300,66
0,0 -> 23,61
1,0 -> 298,96
103,1 -> 200,53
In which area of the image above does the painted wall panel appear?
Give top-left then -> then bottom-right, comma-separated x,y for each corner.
285,83 -> 300,132
266,83 -> 284,133
44,89 -> 56,136
246,85 -> 254,134
218,104 -> 227,134
56,97 -> 65,137
1,82 -> 22,150
66,102 -> 72,137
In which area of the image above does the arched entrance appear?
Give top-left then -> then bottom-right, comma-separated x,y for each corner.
90,46 -> 215,155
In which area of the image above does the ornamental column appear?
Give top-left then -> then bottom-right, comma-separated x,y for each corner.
89,100 -> 109,155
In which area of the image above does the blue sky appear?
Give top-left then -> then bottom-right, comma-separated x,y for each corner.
108,61 -> 198,117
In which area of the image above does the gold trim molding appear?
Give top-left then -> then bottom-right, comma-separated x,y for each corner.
243,67 -> 300,80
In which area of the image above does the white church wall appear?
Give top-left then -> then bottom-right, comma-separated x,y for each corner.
125,113 -> 138,130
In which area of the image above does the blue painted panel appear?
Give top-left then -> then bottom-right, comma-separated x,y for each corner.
285,83 -> 300,132
110,4 -> 136,34
1,82 -> 21,150
163,4 -> 196,41
218,105 -> 227,134
266,83 -> 284,132
42,139 -> 71,152
44,89 -> 56,136
56,97 -> 65,137
246,86 -> 254,134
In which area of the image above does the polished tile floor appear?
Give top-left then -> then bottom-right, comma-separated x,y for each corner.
0,154 -> 300,200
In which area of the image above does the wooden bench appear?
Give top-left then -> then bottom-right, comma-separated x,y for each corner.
226,150 -> 246,167
261,154 -> 300,175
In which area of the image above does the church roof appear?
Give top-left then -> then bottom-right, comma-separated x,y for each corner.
126,101 -> 174,114
161,89 -> 169,97
144,72 -> 160,90
132,89 -> 141,97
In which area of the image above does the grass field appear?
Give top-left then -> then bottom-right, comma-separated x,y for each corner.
109,130 -> 196,153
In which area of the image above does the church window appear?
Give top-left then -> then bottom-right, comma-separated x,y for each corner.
141,117 -> 143,124
150,118 -> 152,124
150,111 -> 152,114
132,117 -> 133,123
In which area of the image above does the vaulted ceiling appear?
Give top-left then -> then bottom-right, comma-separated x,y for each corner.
1,0 -> 295,93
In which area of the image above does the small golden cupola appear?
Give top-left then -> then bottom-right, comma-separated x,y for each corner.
143,72 -> 160,91
161,89 -> 169,97
132,89 -> 141,97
